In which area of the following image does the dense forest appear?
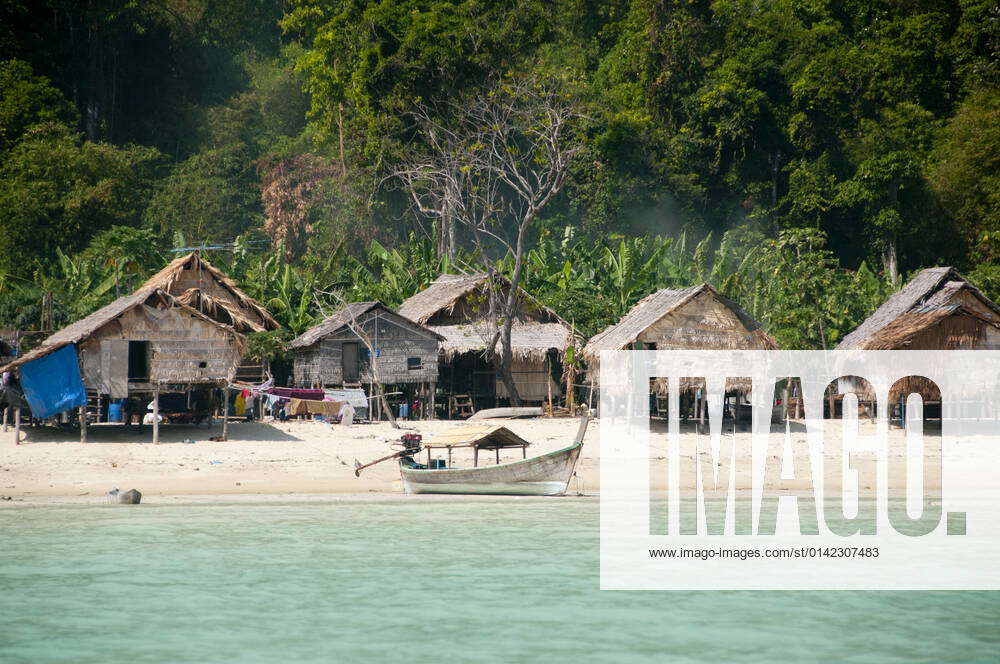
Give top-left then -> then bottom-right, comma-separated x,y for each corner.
0,0 -> 997,352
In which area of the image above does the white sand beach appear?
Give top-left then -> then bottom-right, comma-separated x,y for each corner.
2,415 -> 990,502
0,417 -> 600,500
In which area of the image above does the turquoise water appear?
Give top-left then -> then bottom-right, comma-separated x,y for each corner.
0,498 -> 997,663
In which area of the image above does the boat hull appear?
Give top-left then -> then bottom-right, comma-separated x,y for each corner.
400,442 -> 583,496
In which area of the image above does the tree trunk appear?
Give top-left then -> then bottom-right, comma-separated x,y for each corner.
882,239 -> 899,285
496,323 -> 520,406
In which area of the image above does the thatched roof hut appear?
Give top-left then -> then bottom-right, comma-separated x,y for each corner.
0,288 -> 245,390
289,301 -> 443,387
142,252 -> 279,333
397,273 -> 575,362
837,267 -> 1000,350
584,283 -> 776,358
832,267 -> 1000,409
397,273 -> 577,405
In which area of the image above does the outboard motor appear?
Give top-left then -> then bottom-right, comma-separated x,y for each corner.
400,433 -> 423,457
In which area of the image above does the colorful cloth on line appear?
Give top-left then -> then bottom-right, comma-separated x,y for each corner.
267,387 -> 325,401
288,398 -> 345,417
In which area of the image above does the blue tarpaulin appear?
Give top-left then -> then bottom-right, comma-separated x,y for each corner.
20,344 -> 87,418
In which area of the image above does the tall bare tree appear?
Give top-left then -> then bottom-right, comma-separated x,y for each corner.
394,76 -> 584,405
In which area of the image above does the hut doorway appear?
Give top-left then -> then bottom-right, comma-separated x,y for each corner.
342,342 -> 360,383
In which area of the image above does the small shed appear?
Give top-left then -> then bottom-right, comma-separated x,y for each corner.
397,273 -> 577,410
289,302 -> 443,390
582,283 -> 777,418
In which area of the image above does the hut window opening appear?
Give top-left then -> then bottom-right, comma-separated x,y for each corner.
407,357 -> 422,371
127,341 -> 150,382
198,361 -> 207,368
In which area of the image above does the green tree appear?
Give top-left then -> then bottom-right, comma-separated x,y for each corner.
0,59 -> 77,153
0,123 -> 161,277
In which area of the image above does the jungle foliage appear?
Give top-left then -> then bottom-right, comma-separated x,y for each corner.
1,0 -> 997,349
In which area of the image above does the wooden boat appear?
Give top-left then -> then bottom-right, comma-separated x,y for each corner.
400,416 -> 588,496
399,440 -> 583,496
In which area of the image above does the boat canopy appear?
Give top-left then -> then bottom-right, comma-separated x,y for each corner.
422,425 -> 531,451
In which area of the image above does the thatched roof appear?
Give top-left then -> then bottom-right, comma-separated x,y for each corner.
583,283 -> 776,359
837,267 -> 1000,349
142,252 -> 279,333
397,273 -> 576,359
397,272 -> 567,325
423,424 -> 531,450
435,322 -> 574,361
0,289 -> 245,373
288,301 -> 443,349
857,305 -> 1000,350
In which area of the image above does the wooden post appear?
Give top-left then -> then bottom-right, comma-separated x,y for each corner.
546,357 -> 553,417
429,381 -> 436,421
14,407 -> 20,445
447,445 -> 452,468
426,446 -> 432,467
566,363 -> 575,414
152,388 -> 160,444
222,386 -> 230,441
79,406 -> 87,443
2,407 -> 8,433
474,446 -> 479,468
495,447 -> 500,465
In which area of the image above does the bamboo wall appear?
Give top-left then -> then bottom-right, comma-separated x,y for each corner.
293,316 -> 439,387
78,305 -> 241,396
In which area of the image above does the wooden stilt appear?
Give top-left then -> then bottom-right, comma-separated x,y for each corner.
222,386 -> 230,441
474,446 -> 479,468
14,407 -> 20,445
152,388 -> 160,444
546,357 -> 553,417
2,407 -> 8,433
495,447 -> 500,465
79,406 -> 87,443
429,381 -> 436,421
566,363 -> 575,414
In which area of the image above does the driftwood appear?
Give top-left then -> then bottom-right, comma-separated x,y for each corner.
468,407 -> 542,420
107,488 -> 142,504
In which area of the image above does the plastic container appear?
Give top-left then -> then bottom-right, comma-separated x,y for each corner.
108,402 -> 123,423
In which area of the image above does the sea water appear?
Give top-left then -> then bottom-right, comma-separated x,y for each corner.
0,498 -> 997,663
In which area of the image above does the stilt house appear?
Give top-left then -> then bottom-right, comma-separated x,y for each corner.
397,273 -> 576,411
582,283 -> 777,418
289,301 -> 443,390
